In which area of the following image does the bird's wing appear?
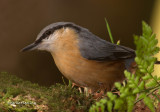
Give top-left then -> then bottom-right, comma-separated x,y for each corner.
78,30 -> 135,61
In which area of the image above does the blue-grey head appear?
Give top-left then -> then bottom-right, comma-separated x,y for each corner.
21,22 -> 82,52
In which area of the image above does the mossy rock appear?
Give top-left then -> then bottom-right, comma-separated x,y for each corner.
0,72 -> 94,112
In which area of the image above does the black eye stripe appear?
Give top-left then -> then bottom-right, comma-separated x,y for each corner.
35,23 -> 81,44
45,30 -> 52,36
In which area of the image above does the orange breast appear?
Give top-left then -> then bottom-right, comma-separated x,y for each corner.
51,28 -> 125,91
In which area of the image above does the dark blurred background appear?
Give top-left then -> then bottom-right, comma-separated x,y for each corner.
0,0 -> 156,86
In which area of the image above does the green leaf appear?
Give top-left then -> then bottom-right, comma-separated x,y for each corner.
149,34 -> 156,41
114,98 -> 124,110
107,92 -> 117,101
135,76 -> 140,85
100,99 -> 107,104
140,69 -> 147,73
139,81 -> 145,90
141,36 -> 148,45
95,102 -> 100,111
142,74 -> 152,80
124,70 -> 131,79
153,75 -> 158,80
145,79 -> 157,88
120,93 -> 127,98
131,74 -> 135,80
134,35 -> 139,42
107,100 -> 113,112
158,89 -> 160,95
135,57 -> 141,63
119,86 -> 125,93
138,65 -> 143,69
151,39 -> 158,46
115,82 -> 121,90
142,21 -> 152,38
147,61 -> 154,73
105,18 -> 114,44
100,105 -> 105,112
128,83 -> 136,88
127,95 -> 136,112
133,88 -> 140,94
89,105 -> 96,112
124,88 -> 129,95
143,96 -> 155,112
143,61 -> 148,69
138,93 -> 146,99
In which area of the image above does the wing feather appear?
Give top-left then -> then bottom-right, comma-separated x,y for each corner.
78,28 -> 135,61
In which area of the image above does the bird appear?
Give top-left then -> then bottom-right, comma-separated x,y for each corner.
21,22 -> 136,93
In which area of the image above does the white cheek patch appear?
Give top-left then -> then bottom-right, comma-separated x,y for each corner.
37,28 -> 68,52
38,30 -> 62,52
42,32 -> 59,46
47,28 -> 68,42
62,28 -> 69,36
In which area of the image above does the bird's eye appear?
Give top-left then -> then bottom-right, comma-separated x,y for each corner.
45,30 -> 52,36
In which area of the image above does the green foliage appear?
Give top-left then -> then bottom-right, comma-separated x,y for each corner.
105,18 -> 121,45
89,21 -> 160,112
105,18 -> 114,43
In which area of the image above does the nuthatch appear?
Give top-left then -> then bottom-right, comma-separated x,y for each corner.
21,22 -> 136,92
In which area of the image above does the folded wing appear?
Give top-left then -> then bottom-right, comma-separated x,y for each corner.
78,29 -> 135,61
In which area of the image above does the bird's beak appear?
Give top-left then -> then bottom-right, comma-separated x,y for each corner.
21,43 -> 38,52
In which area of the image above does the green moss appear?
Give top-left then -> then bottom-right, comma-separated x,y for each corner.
0,72 -> 93,111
